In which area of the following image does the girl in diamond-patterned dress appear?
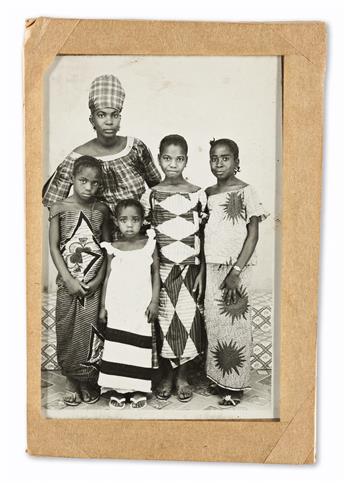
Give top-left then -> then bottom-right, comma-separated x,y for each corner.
204,138 -> 268,406
141,134 -> 207,403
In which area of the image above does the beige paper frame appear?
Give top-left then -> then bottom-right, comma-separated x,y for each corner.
25,18 -> 326,463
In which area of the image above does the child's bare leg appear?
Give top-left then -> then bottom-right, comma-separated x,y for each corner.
156,358 -> 174,400
64,377 -> 81,406
176,362 -> 193,402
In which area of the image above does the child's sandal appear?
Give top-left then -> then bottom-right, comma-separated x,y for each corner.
219,390 -> 243,407
109,395 -> 126,409
63,391 -> 82,407
130,394 -> 147,409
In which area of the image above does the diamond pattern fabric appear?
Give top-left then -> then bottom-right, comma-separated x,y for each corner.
141,188 -> 207,265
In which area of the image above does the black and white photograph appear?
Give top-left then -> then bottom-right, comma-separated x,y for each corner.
41,55 -> 281,420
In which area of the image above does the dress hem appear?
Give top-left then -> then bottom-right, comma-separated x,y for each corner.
207,374 -> 251,391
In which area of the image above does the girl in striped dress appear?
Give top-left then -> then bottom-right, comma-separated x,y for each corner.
49,156 -> 111,406
98,199 -> 160,409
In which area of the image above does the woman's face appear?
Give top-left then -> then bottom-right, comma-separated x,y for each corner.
209,143 -> 239,180
90,108 -> 121,139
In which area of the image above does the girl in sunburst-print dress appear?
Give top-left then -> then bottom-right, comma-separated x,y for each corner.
204,138 -> 268,407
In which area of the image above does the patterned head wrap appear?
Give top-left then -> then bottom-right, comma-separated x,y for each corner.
88,74 -> 126,113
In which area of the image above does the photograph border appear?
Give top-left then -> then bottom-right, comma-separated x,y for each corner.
25,18 -> 326,463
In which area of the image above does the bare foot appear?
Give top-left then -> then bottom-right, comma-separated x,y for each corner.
176,364 -> 193,402
63,377 -> 81,406
156,367 -> 174,400
80,382 -> 100,404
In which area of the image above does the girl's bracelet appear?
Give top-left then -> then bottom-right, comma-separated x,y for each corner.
232,264 -> 242,273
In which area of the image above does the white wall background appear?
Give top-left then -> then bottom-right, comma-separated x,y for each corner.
43,55 -> 281,292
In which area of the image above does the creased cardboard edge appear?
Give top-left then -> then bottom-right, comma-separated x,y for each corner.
24,18 -> 325,463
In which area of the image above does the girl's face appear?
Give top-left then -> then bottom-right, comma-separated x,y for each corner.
90,108 -> 121,139
159,144 -> 187,179
209,143 -> 239,180
72,167 -> 101,202
116,206 -> 143,239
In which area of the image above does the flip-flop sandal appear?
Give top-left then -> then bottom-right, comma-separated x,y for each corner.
84,391 -> 100,404
176,386 -> 193,403
219,394 -> 240,407
109,395 -> 126,409
63,391 -> 82,407
80,387 -> 100,404
130,395 -> 147,409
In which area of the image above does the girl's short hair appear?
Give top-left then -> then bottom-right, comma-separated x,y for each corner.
159,134 -> 188,155
73,155 -> 103,177
209,138 -> 239,159
115,199 -> 145,219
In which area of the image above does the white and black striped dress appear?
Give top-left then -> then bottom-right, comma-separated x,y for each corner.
98,233 -> 156,393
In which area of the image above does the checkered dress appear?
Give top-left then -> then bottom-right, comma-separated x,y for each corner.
42,137 -> 161,219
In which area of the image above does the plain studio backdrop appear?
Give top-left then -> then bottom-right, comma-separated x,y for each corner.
43,55 -> 281,294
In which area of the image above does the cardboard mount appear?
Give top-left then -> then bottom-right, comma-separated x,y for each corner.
25,18 -> 326,463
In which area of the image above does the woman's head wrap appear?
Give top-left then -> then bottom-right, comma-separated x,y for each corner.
88,74 -> 125,113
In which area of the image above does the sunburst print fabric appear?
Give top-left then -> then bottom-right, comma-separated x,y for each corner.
205,264 -> 253,390
204,185 -> 268,390
204,185 -> 269,265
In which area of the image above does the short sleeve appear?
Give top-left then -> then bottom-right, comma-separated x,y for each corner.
48,202 -> 64,222
244,185 -> 269,223
140,188 -> 152,221
144,229 -> 156,256
197,189 -> 208,225
100,241 -> 116,255
42,152 -> 76,208
135,139 -> 161,187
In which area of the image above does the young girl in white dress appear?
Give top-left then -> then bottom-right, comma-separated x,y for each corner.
98,199 -> 160,409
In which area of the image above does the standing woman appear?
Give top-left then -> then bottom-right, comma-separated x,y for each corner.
43,74 -> 161,229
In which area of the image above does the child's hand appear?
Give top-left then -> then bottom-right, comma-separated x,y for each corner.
64,277 -> 89,297
220,270 -> 240,304
86,278 -> 101,295
192,271 -> 205,302
98,307 -> 107,333
145,301 -> 159,323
